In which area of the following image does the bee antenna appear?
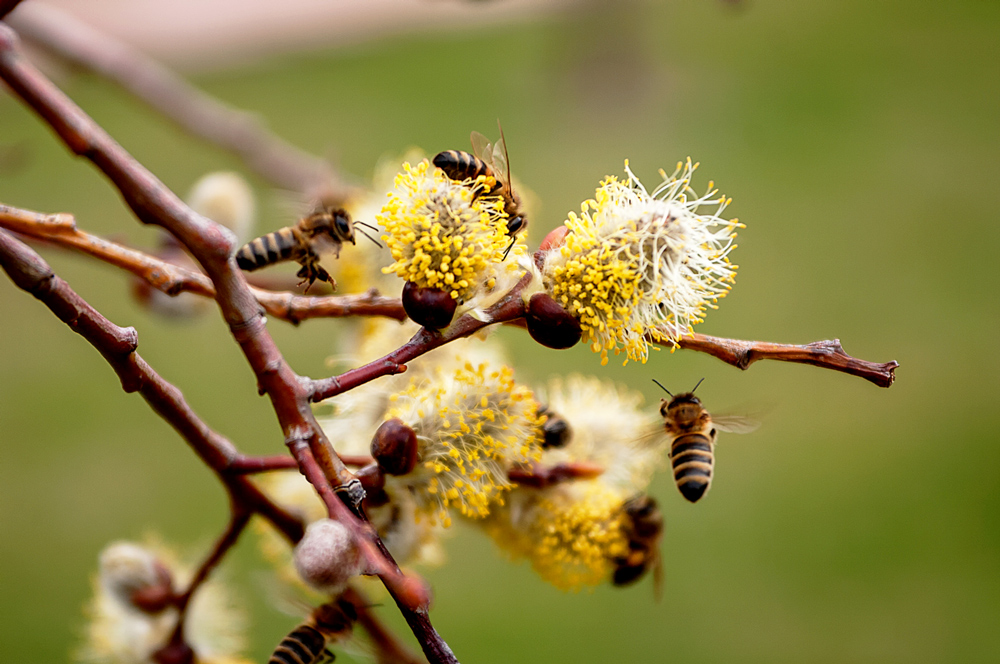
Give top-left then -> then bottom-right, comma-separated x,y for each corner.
501,235 -> 516,261
353,220 -> 379,231
651,379 -> 673,396
691,377 -> 705,393
354,225 -> 382,248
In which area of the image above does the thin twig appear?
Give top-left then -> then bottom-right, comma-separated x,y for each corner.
0,227 -> 304,543
674,333 -> 898,388
311,273 -> 534,402
508,461 -> 605,489
0,203 -> 407,322
343,586 -> 427,664
173,507 -> 252,616
225,454 -> 301,474
0,204 -> 893,388
8,3 -> 355,198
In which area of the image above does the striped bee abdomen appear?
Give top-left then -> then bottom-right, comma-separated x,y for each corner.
670,433 -> 714,503
433,150 -> 493,184
269,623 -> 330,664
236,228 -> 297,272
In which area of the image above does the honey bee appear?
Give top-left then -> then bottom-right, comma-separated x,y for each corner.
654,379 -> 760,504
236,207 -> 378,290
433,125 -> 526,257
612,494 -> 664,597
269,597 -> 357,664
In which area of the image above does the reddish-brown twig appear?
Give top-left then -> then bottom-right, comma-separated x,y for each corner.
0,203 -> 407,323
0,228 -> 304,541
0,204 -> 894,386
0,228 -> 299,656
344,586 -> 427,664
169,506 -> 252,644
311,273 -> 534,402
508,461 -> 605,489
8,3 -> 354,198
0,25 -> 457,663
674,333 -> 897,388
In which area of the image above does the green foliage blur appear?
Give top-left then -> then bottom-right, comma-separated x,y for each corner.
2,1 -> 999,662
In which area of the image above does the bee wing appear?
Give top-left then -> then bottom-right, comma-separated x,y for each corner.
470,131 -> 493,164
711,414 -> 761,435
490,131 -> 511,188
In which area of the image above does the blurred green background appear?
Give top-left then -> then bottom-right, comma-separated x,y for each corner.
2,0 -> 999,662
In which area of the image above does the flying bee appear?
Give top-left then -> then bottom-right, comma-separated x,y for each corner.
612,494 -> 664,598
269,597 -> 357,664
433,124 -> 526,258
654,379 -> 760,504
235,207 -> 380,290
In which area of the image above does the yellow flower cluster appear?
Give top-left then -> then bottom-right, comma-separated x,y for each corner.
378,160 -> 511,303
543,159 -> 741,365
479,375 -> 666,591
486,481 -> 629,591
386,361 -> 544,526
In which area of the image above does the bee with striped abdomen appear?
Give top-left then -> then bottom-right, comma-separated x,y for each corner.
433,125 -> 526,257
269,597 -> 356,664
612,494 -> 664,597
654,379 -> 760,504
236,207 -> 358,290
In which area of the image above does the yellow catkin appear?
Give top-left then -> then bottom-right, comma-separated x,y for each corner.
379,160 -> 513,303
385,361 -> 544,525
544,159 -> 741,365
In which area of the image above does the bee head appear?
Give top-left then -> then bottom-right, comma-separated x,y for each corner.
331,210 -> 355,243
506,214 -> 526,236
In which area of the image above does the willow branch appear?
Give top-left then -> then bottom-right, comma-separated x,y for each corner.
0,203 -> 407,322
0,26 -> 456,662
8,3 -> 355,197
344,586 -> 427,664
673,333 -> 898,388
508,461 -> 605,489
225,454 -> 300,474
173,507 -> 252,620
311,273 -> 533,402
0,227 -> 303,541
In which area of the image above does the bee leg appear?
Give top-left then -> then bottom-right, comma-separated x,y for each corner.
295,263 -> 321,293
321,648 -> 336,663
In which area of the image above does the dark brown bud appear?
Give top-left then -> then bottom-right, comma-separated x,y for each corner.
371,418 -> 418,475
525,293 -> 582,349
354,463 -> 386,492
402,281 -> 457,329
152,641 -> 195,664
129,562 -> 175,614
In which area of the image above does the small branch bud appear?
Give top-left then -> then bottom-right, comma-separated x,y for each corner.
371,418 -> 418,476
539,225 -> 569,251
402,281 -> 457,330
525,293 -> 582,349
